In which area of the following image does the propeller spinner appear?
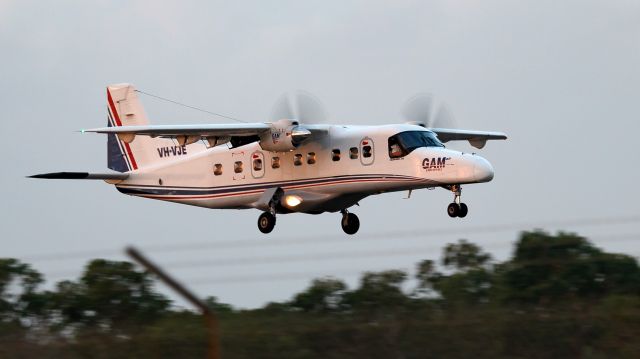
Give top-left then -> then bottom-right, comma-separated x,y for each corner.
263,91 -> 328,150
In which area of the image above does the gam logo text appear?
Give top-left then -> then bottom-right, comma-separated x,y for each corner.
271,132 -> 281,144
271,129 -> 291,144
157,146 -> 188,158
422,157 -> 450,171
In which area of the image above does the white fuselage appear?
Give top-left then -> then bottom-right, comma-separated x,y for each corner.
114,124 -> 494,214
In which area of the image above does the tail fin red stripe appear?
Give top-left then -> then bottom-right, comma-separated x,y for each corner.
107,89 -> 138,170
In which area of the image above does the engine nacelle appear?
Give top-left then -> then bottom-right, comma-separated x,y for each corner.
259,119 -> 311,152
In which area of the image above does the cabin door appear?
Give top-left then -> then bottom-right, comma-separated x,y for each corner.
251,151 -> 265,179
359,137 -> 375,166
232,151 -> 246,181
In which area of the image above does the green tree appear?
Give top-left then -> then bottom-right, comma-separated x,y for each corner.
204,296 -> 234,314
0,258 -> 44,321
420,240 -> 495,306
442,239 -> 492,271
51,259 -> 170,331
289,277 -> 347,313
0,258 -> 46,356
498,231 -> 640,304
414,259 -> 442,298
433,268 -> 494,307
343,270 -> 408,311
4,231 -> 640,358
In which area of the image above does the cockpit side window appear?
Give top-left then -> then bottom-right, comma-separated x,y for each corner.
388,131 -> 444,158
388,137 -> 404,158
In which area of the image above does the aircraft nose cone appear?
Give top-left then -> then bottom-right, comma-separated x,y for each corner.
473,156 -> 495,182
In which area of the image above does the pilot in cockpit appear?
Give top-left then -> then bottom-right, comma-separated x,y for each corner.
389,137 -> 403,158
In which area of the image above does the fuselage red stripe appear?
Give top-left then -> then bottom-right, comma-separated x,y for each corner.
107,89 -> 138,170
131,178 -> 419,200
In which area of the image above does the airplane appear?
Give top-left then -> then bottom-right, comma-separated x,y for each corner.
30,83 -> 507,235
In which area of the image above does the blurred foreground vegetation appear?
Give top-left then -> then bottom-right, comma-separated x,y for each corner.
2,230 -> 640,358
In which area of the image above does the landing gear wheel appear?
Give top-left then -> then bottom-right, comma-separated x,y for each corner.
341,213 -> 360,235
458,203 -> 468,218
447,203 -> 459,218
258,212 -> 276,234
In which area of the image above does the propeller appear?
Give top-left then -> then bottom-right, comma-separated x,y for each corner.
401,93 -> 456,128
270,90 -> 328,124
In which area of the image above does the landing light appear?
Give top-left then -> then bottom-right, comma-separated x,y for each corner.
284,195 -> 302,207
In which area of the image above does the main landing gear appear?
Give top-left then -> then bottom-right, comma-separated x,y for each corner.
258,211 -> 276,233
447,185 -> 468,218
257,209 -> 361,235
340,209 -> 360,235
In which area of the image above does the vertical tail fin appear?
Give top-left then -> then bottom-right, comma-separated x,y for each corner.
107,84 -> 140,172
106,84 -> 205,172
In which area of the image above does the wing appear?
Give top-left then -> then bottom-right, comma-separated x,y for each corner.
83,123 -> 272,146
82,122 -> 330,147
430,128 -> 507,149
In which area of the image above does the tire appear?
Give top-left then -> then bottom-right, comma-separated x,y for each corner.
258,212 -> 276,234
447,203 -> 459,218
341,213 -> 360,235
458,203 -> 468,218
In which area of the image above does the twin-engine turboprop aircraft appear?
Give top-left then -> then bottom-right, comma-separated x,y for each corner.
31,84 -> 507,234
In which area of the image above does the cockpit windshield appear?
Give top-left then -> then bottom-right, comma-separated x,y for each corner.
388,130 -> 444,158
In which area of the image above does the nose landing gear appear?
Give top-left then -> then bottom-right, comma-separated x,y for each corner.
447,202 -> 468,218
340,209 -> 360,235
447,185 -> 468,218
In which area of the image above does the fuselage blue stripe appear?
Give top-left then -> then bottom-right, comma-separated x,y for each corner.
118,174 -> 417,191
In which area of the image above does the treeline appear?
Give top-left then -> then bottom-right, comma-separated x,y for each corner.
2,230 -> 640,358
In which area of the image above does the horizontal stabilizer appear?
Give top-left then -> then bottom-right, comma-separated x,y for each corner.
29,172 -> 129,182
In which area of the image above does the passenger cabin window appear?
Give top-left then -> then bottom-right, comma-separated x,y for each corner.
253,158 -> 263,171
349,147 -> 359,159
213,164 -> 223,176
388,131 -> 444,158
234,161 -> 243,173
362,145 -> 372,158
271,156 -> 280,169
294,154 -> 303,166
332,149 -> 341,161
307,152 -> 316,165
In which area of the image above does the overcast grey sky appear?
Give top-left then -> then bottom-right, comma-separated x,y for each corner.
2,0 -> 639,308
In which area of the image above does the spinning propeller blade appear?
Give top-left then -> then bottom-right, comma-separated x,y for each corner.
270,90 -> 328,124
401,93 -> 456,128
